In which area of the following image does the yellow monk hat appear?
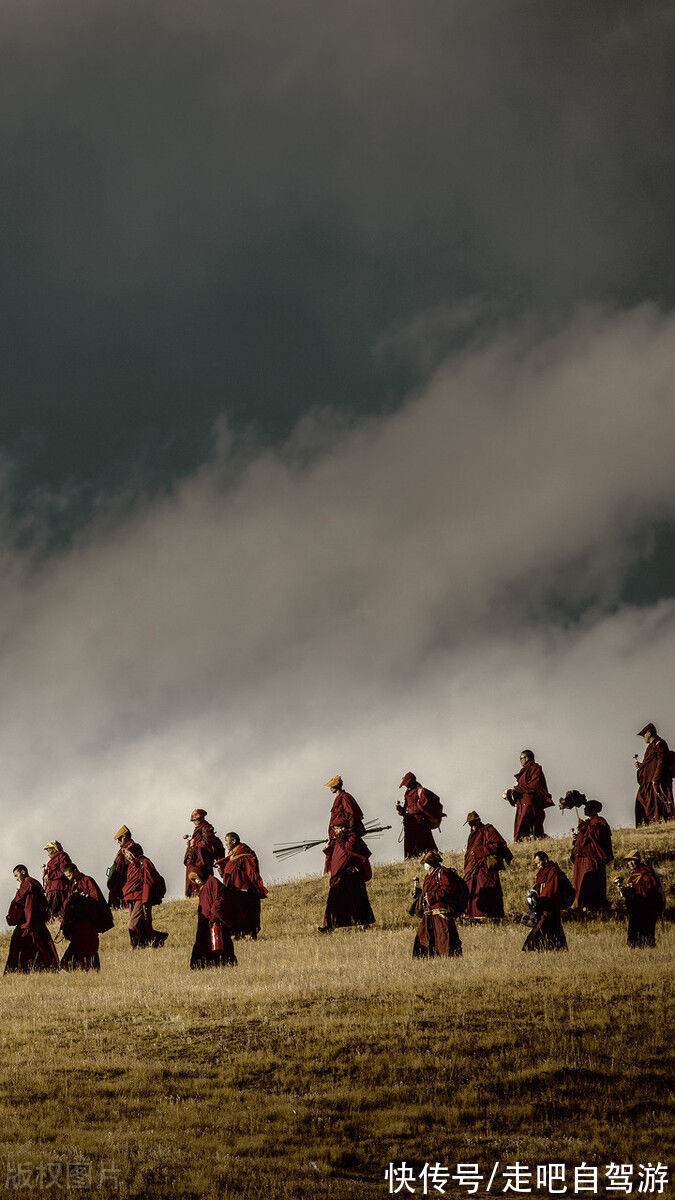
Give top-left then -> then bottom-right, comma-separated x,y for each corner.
113,824 -> 130,841
325,775 -> 343,789
626,849 -> 641,861
464,811 -> 480,824
43,839 -> 62,853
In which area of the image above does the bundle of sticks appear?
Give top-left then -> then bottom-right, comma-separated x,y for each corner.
273,818 -> 391,860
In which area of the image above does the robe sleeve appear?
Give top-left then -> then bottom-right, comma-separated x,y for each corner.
141,860 -> 154,905
22,886 -> 36,931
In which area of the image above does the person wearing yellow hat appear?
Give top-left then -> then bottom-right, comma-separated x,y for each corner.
325,775 -> 366,841
633,723 -> 675,826
396,772 -> 445,859
614,851 -> 665,948
319,775 -> 374,932
41,840 -> 72,921
409,851 -> 467,958
462,812 -> 513,919
106,826 -> 135,910
183,809 -> 225,898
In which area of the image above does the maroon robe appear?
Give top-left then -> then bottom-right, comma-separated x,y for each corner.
184,821 -> 225,897
122,852 -> 165,947
522,860 -> 572,952
411,867 -> 464,958
571,815 -> 613,909
4,877 -> 59,973
327,791 -> 366,839
511,761 -> 553,840
463,823 -> 513,918
190,876 -> 241,968
42,850 -> 72,920
61,875 -> 113,971
321,832 -> 375,929
398,785 -> 444,858
635,737 -> 675,826
622,863 -> 664,948
220,843 -> 267,939
106,839 -> 141,908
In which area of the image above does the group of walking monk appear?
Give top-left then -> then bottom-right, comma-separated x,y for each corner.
3,723 -> 671,975
3,812 -> 267,975
320,723 -> 671,957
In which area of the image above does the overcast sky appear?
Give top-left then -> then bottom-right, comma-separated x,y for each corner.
1,1 -> 674,903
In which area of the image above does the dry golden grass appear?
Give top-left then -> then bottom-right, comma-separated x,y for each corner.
0,824 -> 673,1199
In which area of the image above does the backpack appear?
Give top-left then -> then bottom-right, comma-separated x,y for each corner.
420,788 -> 445,830
445,868 -> 470,916
96,898 -> 115,933
556,869 -> 576,911
144,859 -> 167,906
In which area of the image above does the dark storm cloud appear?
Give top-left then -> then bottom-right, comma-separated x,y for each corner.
1,304 -> 674,900
1,4 -> 674,904
1,0 -> 673,500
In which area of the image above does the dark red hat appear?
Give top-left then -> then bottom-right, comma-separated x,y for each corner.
399,771 -> 416,788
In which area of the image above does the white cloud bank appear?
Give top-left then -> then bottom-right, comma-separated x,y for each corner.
1,304 -> 675,904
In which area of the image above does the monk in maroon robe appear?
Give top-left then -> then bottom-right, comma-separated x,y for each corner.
614,851 -> 665,948
107,825 -> 135,909
188,870 -> 242,968
60,863 -> 114,971
522,852 -> 574,952
410,851 -> 467,958
183,809 -> 225,897
121,844 -> 168,949
42,840 -> 72,920
504,750 -> 553,840
319,825 -> 375,932
325,775 -> 366,839
217,833 -> 268,939
396,772 -> 445,858
570,800 -> 613,911
4,866 -> 59,974
463,812 -> 513,918
634,723 -> 675,826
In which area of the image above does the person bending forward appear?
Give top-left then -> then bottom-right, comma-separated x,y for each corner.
410,851 -> 467,958
4,866 -> 59,974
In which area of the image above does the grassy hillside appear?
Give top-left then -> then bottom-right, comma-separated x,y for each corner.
0,824 -> 673,1200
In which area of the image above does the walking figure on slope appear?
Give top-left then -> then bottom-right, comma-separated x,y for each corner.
183,809 -> 225,897
410,851 -> 467,958
633,723 -> 675,826
504,749 -> 553,840
396,772 -> 445,859
462,811 -> 512,919
319,775 -> 375,932
614,851 -> 665,948
522,851 -> 574,952
4,865 -> 59,974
